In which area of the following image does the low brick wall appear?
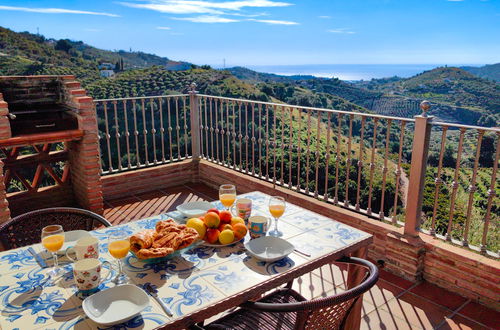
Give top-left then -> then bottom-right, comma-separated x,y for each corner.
102,160 -> 197,200
7,185 -> 75,217
198,160 -> 500,310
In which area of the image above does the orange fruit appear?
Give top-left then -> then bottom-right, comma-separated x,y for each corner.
204,212 -> 220,228
232,223 -> 247,240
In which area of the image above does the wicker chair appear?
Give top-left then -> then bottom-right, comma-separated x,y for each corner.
0,207 -> 111,250
198,257 -> 378,330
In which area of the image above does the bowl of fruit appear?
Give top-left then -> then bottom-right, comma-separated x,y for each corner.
186,208 -> 248,247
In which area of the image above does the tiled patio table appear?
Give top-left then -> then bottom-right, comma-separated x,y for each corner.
0,191 -> 372,330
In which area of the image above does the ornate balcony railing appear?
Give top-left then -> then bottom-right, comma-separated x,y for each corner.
94,88 -> 499,257
94,94 -> 192,174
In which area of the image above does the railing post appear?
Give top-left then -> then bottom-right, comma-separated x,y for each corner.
404,101 -> 433,236
189,83 -> 201,161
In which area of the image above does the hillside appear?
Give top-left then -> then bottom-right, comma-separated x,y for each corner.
228,66 -> 498,126
462,63 -> 500,82
0,26 -> 190,83
357,67 -> 499,126
380,67 -> 499,111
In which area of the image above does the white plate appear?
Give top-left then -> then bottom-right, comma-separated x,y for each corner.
244,236 -> 295,262
201,237 -> 244,247
82,284 -> 149,326
176,201 -> 213,218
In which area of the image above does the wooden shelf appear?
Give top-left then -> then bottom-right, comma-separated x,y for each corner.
0,129 -> 84,148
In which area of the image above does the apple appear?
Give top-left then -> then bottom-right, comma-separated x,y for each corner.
219,210 -> 232,224
230,217 -> 245,227
218,223 -> 233,232
206,228 -> 220,244
207,208 -> 220,215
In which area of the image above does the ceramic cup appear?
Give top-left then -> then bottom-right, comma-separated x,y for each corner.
66,236 -> 99,262
73,258 -> 110,293
248,215 -> 271,238
230,198 -> 252,222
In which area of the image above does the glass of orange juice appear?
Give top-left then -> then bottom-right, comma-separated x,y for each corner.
41,225 -> 65,278
219,184 -> 236,211
108,231 -> 130,284
268,196 -> 286,237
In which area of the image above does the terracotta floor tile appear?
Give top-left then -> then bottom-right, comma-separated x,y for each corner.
361,308 -> 416,330
457,301 -> 500,329
134,189 -> 170,201
437,314 -> 490,330
291,272 -> 342,300
409,282 -> 467,311
182,182 -> 219,200
313,262 -> 348,288
105,196 -> 142,207
363,279 -> 405,310
381,292 -> 454,329
379,268 -> 415,290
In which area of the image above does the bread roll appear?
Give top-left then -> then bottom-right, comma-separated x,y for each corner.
129,229 -> 155,252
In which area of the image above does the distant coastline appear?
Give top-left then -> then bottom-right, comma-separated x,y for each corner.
214,64 -> 481,81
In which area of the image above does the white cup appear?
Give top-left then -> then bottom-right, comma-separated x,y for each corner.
230,198 -> 252,221
73,258 -> 110,292
66,236 -> 99,262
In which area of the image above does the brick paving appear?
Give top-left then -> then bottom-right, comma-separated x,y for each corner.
104,183 -> 499,330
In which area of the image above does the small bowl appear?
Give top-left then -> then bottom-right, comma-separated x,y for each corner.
82,284 -> 149,326
244,236 -> 295,262
176,201 -> 213,218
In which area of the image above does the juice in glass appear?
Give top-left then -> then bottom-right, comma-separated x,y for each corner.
108,240 -> 130,259
220,193 -> 236,208
42,234 -> 65,252
269,205 -> 285,218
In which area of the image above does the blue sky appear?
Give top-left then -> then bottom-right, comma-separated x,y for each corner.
0,0 -> 498,66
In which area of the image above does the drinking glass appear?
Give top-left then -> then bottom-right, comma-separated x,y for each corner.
108,231 -> 130,284
268,196 -> 286,237
219,184 -> 236,211
41,225 -> 65,278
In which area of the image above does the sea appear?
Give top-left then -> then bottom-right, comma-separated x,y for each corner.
234,64 -> 473,81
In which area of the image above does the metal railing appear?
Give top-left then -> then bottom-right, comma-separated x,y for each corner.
95,88 -> 499,257
94,94 -> 192,174
196,94 -> 415,225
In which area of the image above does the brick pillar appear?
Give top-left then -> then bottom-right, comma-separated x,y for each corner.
63,78 -> 104,215
0,93 -> 11,140
0,159 -> 10,223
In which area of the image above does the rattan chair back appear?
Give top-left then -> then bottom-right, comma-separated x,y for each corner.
239,257 -> 379,330
0,207 -> 111,250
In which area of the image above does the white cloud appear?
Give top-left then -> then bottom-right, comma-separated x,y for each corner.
118,0 -> 292,15
156,26 -> 172,29
248,18 -> 298,25
0,5 -> 119,17
318,15 -> 330,19
327,28 -> 355,34
171,15 -> 239,23
119,2 -> 223,14
121,1 -> 296,25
